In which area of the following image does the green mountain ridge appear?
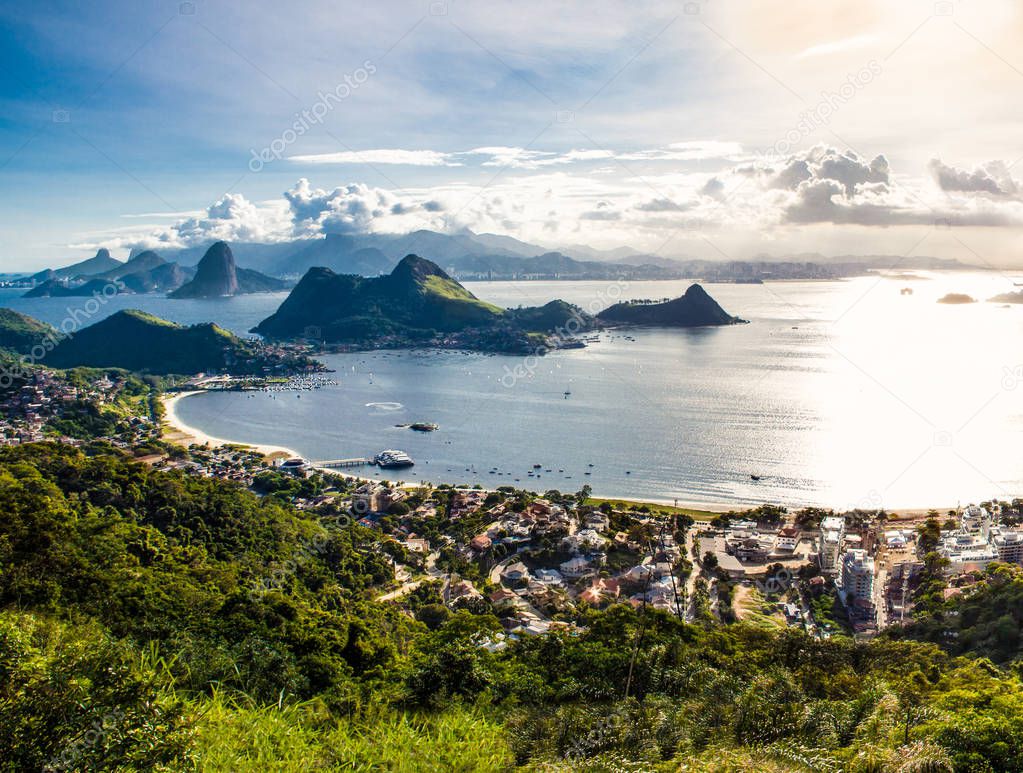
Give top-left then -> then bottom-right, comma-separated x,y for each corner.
0,308 -> 57,354
254,254 -> 518,342
45,309 -> 252,374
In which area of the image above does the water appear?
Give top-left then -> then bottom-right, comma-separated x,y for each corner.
0,288 -> 289,337
4,273 -> 1023,509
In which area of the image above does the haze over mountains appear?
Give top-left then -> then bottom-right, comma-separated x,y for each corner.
22,228 -> 971,296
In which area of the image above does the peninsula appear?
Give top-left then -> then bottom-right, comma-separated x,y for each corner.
254,254 -> 594,352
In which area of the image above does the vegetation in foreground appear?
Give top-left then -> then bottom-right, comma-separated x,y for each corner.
2,442 -> 1023,770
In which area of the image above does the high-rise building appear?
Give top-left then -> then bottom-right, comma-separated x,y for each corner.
841,548 -> 875,620
819,515 -> 846,574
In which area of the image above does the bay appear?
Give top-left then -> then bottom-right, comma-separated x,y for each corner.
3,272 -> 1022,509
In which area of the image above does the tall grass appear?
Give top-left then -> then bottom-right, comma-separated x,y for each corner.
190,692 -> 515,772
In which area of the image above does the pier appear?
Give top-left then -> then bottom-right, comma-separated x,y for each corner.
314,458 -> 374,469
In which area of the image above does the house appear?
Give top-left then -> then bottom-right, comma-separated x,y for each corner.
403,538 -> 430,554
489,589 -> 519,609
560,556 -> 593,577
352,482 -> 387,514
584,512 -> 611,532
775,527 -> 800,552
470,534 -> 493,552
535,568 -> 564,585
502,561 -> 530,583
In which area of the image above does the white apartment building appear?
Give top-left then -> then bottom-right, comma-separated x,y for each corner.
819,516 -> 846,574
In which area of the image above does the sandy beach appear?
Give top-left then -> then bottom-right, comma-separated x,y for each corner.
161,391 -> 300,461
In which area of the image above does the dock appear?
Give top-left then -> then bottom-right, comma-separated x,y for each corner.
314,458 -> 374,469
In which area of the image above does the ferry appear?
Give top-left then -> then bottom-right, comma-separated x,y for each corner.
375,449 -> 415,469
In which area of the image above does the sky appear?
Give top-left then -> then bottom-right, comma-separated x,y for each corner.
2,0 -> 1023,270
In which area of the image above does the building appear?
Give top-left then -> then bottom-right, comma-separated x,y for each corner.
819,516 -> 846,574
960,505 -> 992,540
352,482 -> 387,514
775,526 -> 800,553
990,526 -> 1023,564
841,548 -> 875,620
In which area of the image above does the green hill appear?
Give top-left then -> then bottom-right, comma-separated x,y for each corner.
45,309 -> 252,374
0,308 -> 57,354
254,254 -> 506,341
597,283 -> 742,327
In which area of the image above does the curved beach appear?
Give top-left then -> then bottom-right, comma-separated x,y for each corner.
161,391 -> 300,460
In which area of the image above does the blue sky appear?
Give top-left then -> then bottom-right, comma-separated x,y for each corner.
2,0 -> 1023,269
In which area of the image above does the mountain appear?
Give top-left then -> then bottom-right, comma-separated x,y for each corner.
30,249 -> 124,284
597,284 -> 742,327
272,234 -> 393,277
170,242 -> 287,298
119,262 -> 191,294
96,250 -> 167,281
23,278 -> 129,298
45,309 -> 254,374
444,251 -> 681,280
0,308 -> 57,354
988,290 -> 1023,304
254,254 -> 504,341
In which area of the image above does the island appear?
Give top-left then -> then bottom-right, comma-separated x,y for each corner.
595,283 -> 744,327
169,241 -> 287,299
988,290 -> 1023,304
253,254 -> 595,353
937,293 -> 977,304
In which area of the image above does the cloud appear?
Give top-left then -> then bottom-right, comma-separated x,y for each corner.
282,178 -> 454,236
288,149 -> 460,166
635,197 -> 688,212
795,34 -> 878,59
618,141 -> 745,162
929,159 -> 1019,196
170,193 -> 293,245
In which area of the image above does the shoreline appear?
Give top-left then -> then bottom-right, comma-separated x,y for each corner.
161,391 -> 300,461
159,392 -> 955,518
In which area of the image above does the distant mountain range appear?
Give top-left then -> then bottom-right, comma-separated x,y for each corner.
23,229 -> 975,294
24,244 -> 284,299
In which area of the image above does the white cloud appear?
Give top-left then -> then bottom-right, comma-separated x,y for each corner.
929,159 -> 1020,197
288,149 -> 460,166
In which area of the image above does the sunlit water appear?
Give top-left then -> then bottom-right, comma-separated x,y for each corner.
3,271 -> 1022,509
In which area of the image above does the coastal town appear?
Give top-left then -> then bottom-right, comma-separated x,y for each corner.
2,363 -> 1021,645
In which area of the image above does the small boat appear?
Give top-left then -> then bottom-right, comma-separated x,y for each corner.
750,474 -> 761,481
533,463 -> 542,469
409,422 -> 439,432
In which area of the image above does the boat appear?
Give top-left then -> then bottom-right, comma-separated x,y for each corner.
375,449 -> 415,469
750,474 -> 761,481
409,422 -> 439,432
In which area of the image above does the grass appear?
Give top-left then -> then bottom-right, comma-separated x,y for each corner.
191,694 -> 515,772
733,585 -> 785,630
423,275 -> 504,314
585,497 -> 718,521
